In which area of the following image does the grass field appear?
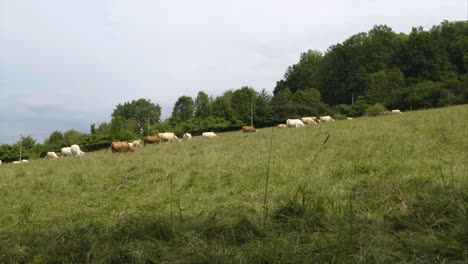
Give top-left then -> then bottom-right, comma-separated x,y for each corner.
0,105 -> 467,263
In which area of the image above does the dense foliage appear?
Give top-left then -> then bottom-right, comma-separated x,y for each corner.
0,20 -> 466,161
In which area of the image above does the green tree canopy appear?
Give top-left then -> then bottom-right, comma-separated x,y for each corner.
194,91 -> 212,118
112,98 -> 161,134
171,96 -> 195,123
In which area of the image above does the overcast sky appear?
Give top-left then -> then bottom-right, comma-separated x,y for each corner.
0,0 -> 466,144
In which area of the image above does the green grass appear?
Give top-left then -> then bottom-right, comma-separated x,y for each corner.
1,105 -> 467,263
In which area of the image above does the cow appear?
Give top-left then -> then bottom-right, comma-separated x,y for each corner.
111,141 -> 134,153
144,136 -> 160,144
301,117 -> 320,125
286,119 -> 305,128
132,139 -> 143,148
70,144 -> 85,156
391,109 -> 402,114
159,132 -> 180,142
242,126 -> 257,133
46,152 -> 59,159
381,111 -> 392,115
13,159 -> 28,164
320,116 -> 335,122
347,117 -> 353,120
55,152 -> 63,158
183,133 -> 192,140
277,124 -> 287,128
61,147 -> 72,157
0,160 -> 2,165
202,132 -> 217,138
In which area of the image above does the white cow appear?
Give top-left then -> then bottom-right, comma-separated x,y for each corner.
320,116 -> 335,122
202,132 -> 217,138
46,152 -> 59,159
13,159 -> 28,164
286,119 -> 305,128
132,140 -> 143,148
183,133 -> 192,140
70,144 -> 85,156
158,132 -> 180,142
61,147 -> 72,157
391,109 -> 402,114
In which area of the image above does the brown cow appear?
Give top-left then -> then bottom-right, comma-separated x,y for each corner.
144,136 -> 160,144
111,141 -> 134,153
242,125 -> 257,133
55,152 -> 63,158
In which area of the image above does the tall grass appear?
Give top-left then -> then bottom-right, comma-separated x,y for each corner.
0,105 -> 466,263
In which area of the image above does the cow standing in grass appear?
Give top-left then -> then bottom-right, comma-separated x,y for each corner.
202,132 -> 217,138
111,142 -> 134,153
144,136 -> 160,145
159,132 -> 180,142
287,119 -> 306,128
320,116 -> 335,122
242,126 -> 257,133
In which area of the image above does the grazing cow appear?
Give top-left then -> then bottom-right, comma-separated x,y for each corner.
46,152 -> 59,159
320,116 -> 335,122
381,111 -> 392,115
159,132 -> 180,142
132,140 -> 143,148
144,136 -> 160,144
242,126 -> 257,133
301,117 -> 320,125
183,133 -> 192,140
391,109 -> 402,114
70,144 -> 85,156
55,152 -> 63,158
111,141 -> 134,153
286,119 -> 306,128
61,147 -> 72,157
277,124 -> 287,128
202,132 -> 217,138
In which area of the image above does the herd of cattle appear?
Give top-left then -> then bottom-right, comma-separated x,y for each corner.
0,110 -> 403,163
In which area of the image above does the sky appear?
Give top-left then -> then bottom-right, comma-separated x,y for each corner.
0,0 -> 466,144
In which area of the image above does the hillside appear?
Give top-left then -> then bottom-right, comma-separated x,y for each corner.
0,105 -> 466,263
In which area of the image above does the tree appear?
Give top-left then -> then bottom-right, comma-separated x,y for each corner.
112,98 -> 161,134
171,96 -> 195,123
230,86 -> 257,124
62,130 -> 84,146
254,89 -> 274,126
44,131 -> 64,146
273,50 -> 323,95
211,95 -> 240,126
194,91 -> 212,118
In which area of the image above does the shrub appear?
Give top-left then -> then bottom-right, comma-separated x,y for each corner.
365,103 -> 387,116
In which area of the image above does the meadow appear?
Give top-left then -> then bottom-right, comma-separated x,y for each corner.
0,105 -> 466,263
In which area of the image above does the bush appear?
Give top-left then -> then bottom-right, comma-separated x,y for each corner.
365,103 -> 387,116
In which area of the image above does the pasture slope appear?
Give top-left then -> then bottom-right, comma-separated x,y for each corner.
0,105 -> 466,263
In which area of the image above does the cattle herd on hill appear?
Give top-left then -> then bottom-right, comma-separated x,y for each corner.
0,110 -> 402,163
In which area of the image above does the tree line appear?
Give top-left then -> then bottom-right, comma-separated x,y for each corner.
1,20 -> 466,162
